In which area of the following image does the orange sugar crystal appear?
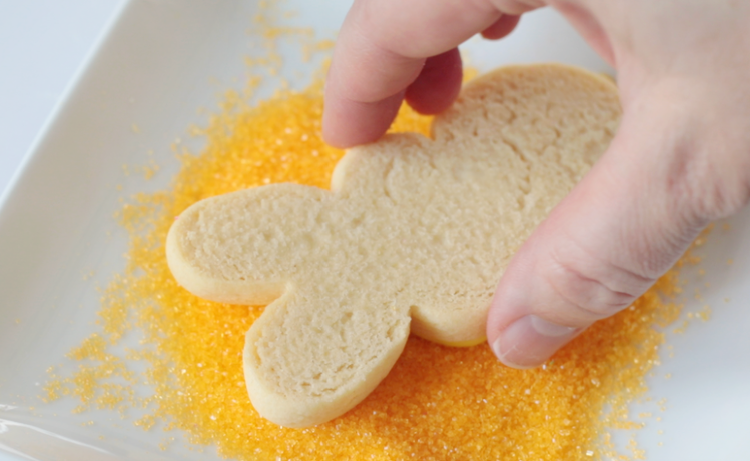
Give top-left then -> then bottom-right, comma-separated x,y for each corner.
45,78 -> 691,461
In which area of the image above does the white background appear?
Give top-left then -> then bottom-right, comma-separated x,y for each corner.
0,0 -> 123,199
1,2 -> 122,459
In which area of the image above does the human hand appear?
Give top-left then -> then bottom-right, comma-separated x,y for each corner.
322,0 -> 750,368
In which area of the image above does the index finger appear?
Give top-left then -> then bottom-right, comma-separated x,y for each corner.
323,0 -> 518,148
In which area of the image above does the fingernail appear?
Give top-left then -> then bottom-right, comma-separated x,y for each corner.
491,315 -> 581,369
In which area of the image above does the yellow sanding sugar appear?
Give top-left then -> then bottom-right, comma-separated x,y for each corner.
39,6 -> 702,455
39,71 -> 706,460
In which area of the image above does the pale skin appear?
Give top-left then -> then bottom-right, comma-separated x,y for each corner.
322,0 -> 750,368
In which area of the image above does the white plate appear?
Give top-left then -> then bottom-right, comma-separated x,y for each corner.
1,1 -> 749,460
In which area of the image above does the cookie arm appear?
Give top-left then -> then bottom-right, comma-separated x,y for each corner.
165,184 -> 331,305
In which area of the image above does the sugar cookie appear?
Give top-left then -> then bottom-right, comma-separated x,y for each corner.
166,64 -> 620,427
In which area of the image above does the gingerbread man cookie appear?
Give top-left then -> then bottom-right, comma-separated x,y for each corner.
166,64 -> 620,427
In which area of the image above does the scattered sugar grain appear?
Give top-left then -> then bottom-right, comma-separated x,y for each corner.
43,61 -> 707,461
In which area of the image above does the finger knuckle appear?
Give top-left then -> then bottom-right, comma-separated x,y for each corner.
666,130 -> 750,222
689,172 -> 750,221
546,250 -> 654,320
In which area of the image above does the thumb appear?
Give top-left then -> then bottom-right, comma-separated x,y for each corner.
486,99 -> 716,369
